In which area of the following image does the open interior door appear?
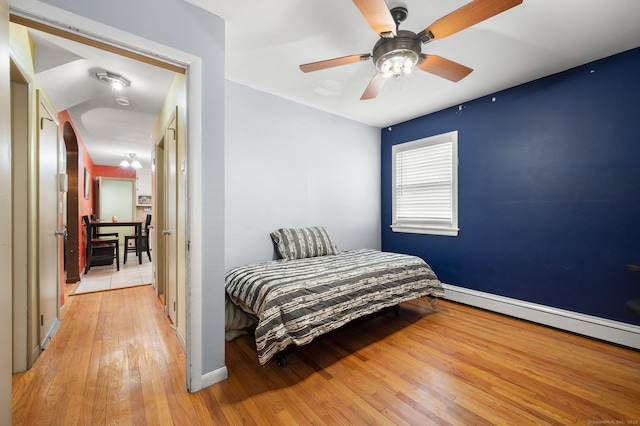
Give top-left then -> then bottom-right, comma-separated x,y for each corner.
164,111 -> 178,325
37,94 -> 60,349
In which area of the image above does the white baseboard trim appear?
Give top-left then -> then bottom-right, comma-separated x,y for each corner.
442,283 -> 640,350
200,366 -> 228,389
30,344 -> 40,369
41,318 -> 60,351
176,327 -> 186,351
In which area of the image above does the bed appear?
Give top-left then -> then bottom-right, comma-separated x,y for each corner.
225,226 -> 445,365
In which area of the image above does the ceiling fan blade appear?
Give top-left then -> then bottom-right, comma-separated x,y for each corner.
352,0 -> 397,38
418,0 -> 522,42
300,54 -> 371,73
417,55 -> 473,82
360,72 -> 388,100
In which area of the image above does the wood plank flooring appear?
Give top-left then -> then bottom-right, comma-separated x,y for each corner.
12,284 -> 640,425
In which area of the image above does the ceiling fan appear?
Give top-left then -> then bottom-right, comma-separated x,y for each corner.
299,0 -> 523,100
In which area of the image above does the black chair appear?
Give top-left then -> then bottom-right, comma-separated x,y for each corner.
86,214 -> 118,239
124,214 -> 152,264
82,215 -> 119,273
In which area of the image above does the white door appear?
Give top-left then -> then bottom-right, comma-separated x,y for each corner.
38,97 -> 60,349
154,140 -> 165,297
165,112 -> 178,324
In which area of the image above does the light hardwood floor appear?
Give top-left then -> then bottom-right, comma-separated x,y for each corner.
12,284 -> 640,425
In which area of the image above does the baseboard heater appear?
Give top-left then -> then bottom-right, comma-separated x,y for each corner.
442,283 -> 640,350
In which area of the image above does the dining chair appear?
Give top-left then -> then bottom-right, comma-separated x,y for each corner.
82,215 -> 120,273
85,214 -> 119,239
124,214 -> 152,264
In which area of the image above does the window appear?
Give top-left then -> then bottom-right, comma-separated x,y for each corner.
391,131 -> 458,236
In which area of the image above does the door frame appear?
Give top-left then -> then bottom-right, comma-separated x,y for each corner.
164,110 -> 178,327
62,121 -> 81,284
6,3 -> 216,392
97,177 -> 136,245
1,1 -> 12,419
154,135 -> 166,299
10,57 -> 32,374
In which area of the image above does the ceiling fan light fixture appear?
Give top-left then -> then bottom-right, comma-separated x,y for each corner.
373,30 -> 421,78
299,1 -> 522,100
96,70 -> 131,91
120,153 -> 142,169
378,51 -> 419,78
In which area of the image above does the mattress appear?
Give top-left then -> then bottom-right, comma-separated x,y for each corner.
225,248 -> 445,364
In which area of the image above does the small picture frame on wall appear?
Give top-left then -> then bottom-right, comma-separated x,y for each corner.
84,168 -> 91,200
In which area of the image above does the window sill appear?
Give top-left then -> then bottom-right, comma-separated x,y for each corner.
391,224 -> 459,236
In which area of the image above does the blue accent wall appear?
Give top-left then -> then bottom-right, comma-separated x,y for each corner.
381,47 -> 640,326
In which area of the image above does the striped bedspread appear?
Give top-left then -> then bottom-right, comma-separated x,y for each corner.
225,249 -> 445,365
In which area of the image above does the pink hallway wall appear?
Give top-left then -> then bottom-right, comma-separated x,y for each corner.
93,165 -> 136,180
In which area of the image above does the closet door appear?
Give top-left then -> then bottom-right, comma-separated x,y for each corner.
164,112 -> 178,326
38,96 -> 60,350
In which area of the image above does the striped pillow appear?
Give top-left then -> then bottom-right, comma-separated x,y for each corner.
270,226 -> 339,260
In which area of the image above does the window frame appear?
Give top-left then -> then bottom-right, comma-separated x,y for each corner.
391,130 -> 459,236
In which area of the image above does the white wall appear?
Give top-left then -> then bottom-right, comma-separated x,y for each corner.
225,81 -> 381,270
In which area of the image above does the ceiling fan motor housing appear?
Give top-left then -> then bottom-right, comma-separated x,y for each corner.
373,30 -> 421,76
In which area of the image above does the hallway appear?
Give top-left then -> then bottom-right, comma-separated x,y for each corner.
11,285 -> 211,424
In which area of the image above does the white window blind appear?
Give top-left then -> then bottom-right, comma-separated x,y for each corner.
391,131 -> 459,236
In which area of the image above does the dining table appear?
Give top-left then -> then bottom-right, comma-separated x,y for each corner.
89,220 -> 144,264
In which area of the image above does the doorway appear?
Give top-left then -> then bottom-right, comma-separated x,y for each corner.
96,177 -> 135,243
62,121 -> 81,284
7,1 -> 228,393
9,19 -> 181,368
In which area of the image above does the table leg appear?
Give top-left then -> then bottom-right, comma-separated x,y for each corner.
137,224 -> 142,264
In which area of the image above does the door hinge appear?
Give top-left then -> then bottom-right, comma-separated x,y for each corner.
173,301 -> 176,312
41,314 -> 44,326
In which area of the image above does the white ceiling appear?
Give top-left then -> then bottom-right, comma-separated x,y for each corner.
23,0 -> 640,167
26,28 -> 177,168
192,0 -> 640,128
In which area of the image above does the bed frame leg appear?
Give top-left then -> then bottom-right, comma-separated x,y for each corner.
276,356 -> 288,366
393,304 -> 400,315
